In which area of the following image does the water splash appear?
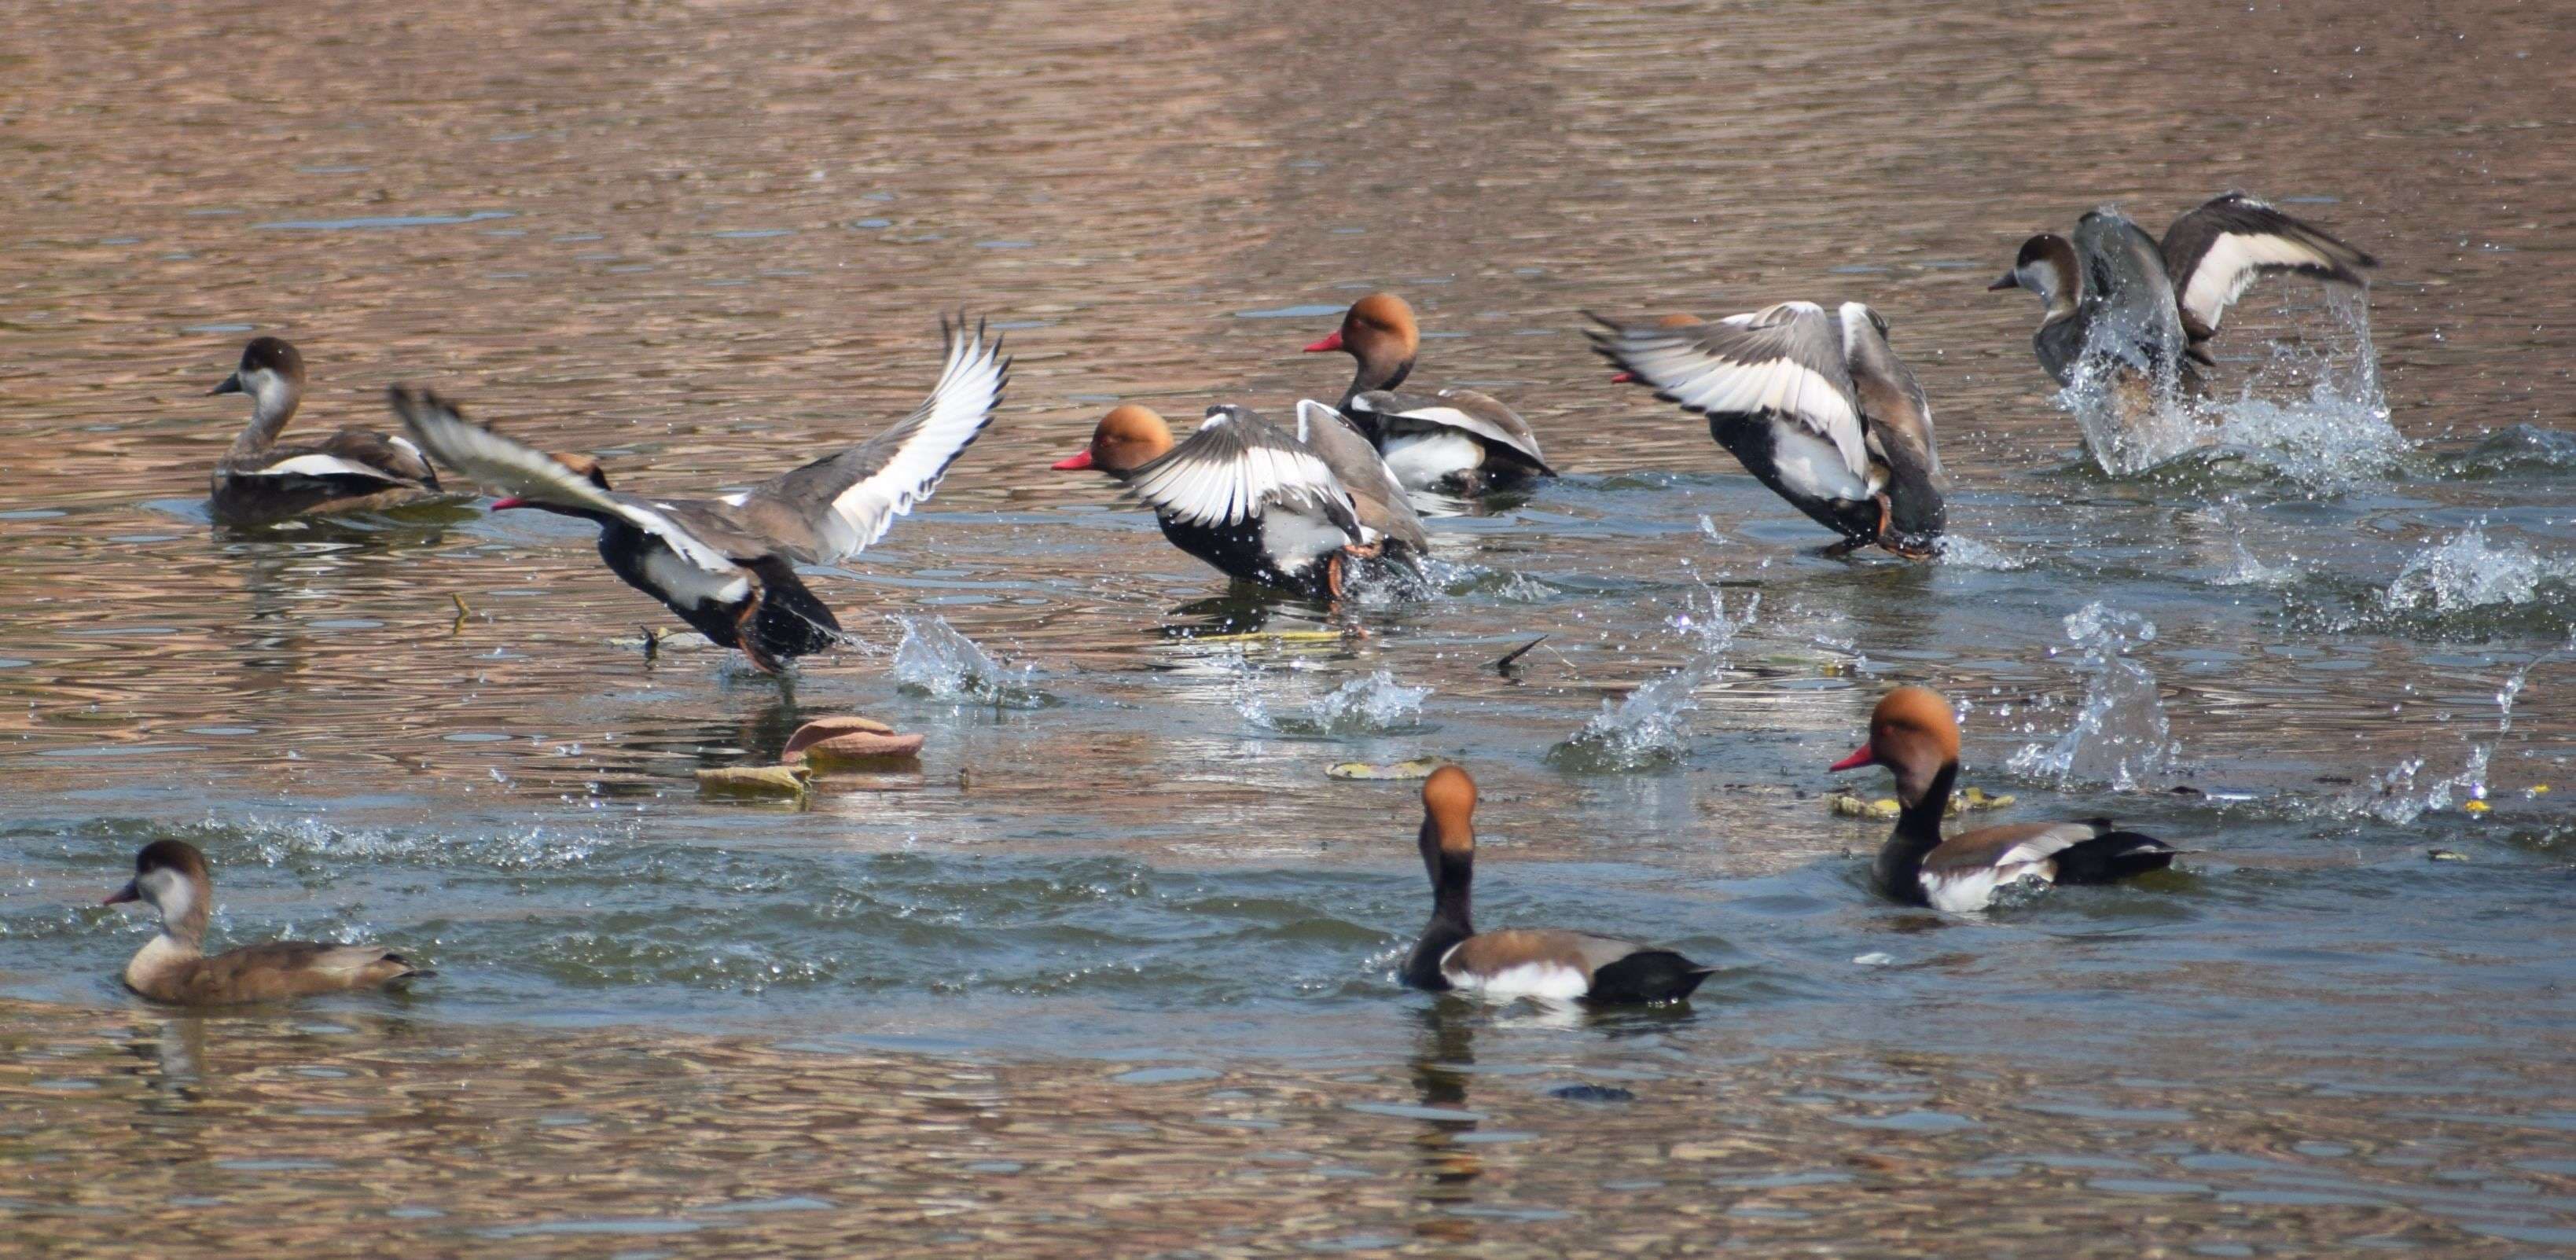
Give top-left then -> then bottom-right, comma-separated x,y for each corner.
2058,286 -> 2398,486
889,616 -> 1049,708
2381,527 -> 2573,615
1246,668 -> 1433,736
2213,534 -> 2299,588
2006,604 -> 2172,790
1548,590 -> 1758,772
1933,534 -> 2029,571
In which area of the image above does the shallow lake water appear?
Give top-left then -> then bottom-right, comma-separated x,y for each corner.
4,0 -> 2574,1254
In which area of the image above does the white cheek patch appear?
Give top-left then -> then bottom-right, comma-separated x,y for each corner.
145,869 -> 196,925
1442,957 -> 1593,1002
1380,431 -> 1483,487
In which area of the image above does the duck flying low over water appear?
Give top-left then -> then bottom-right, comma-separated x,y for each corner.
207,337 -> 443,525
391,318 -> 1008,673
1832,687 -> 2181,913
102,840 -> 425,1005
1992,192 -> 2378,389
1589,301 -> 1946,557
1303,292 -> 1555,494
1402,766 -> 1714,1005
1053,401 -> 1424,600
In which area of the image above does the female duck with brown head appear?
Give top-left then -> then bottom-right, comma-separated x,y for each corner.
1831,687 -> 2181,913
207,337 -> 443,525
1303,292 -> 1554,494
1053,402 -> 1424,600
1403,766 -> 1714,1005
102,840 -> 425,1005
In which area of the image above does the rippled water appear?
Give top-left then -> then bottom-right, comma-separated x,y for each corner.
5,0 -> 2574,1252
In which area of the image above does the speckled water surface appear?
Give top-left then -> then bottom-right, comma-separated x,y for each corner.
4,1 -> 2574,1254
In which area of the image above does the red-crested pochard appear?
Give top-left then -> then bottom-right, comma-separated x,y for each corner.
103,839 -> 425,1005
1590,301 -> 1946,557
1832,687 -> 2181,913
1403,766 -> 1714,1005
1304,292 -> 1554,494
1993,193 -> 2377,389
390,318 -> 1008,673
208,337 -> 443,524
1053,402 -> 1425,600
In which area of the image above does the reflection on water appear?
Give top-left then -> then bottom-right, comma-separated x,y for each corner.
3,0 -> 2575,1251
6,1000 -> 2571,1254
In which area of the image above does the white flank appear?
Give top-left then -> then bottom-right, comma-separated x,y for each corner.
242,454 -> 400,482
1259,501 -> 1356,570
1768,424 -> 1874,502
1442,956 -> 1593,1002
1380,429 -> 1483,487
1922,863 -> 2054,913
639,546 -> 752,610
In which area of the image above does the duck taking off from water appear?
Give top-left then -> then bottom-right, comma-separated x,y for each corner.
1589,301 -> 1946,557
102,840 -> 426,1005
1303,292 -> 1555,495
390,318 -> 1008,674
207,337 -> 443,525
1053,401 -> 1425,601
1991,193 -> 2377,466
1831,687 -> 2181,913
1402,766 -> 1715,1005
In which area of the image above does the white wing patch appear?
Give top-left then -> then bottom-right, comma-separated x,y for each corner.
812,323 -> 1007,563
1129,422 -> 1355,531
1766,424 -> 1874,502
1440,953 -> 1593,1002
1619,307 -> 1867,479
2177,231 -> 2361,335
239,454 -> 403,482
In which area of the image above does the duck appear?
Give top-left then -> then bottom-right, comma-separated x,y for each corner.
1589,301 -> 1946,557
1991,193 -> 2377,390
206,336 -> 443,524
101,839 -> 425,1005
1053,401 -> 1426,600
1402,766 -> 1714,1005
1303,292 -> 1555,494
390,318 -> 1008,673
1830,687 -> 2181,913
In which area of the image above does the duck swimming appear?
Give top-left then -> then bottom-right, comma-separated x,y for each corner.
102,839 -> 425,1005
207,337 -> 443,525
389,318 -> 1008,673
1992,193 -> 2376,465
1831,687 -> 2182,913
1589,301 -> 1946,557
1053,401 -> 1425,600
1303,292 -> 1555,494
1402,766 -> 1714,1005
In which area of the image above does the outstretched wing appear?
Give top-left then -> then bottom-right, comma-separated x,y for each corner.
385,386 -> 739,577
2159,193 -> 2378,343
1587,301 -> 1866,479
1126,406 -> 1361,540
740,318 -> 1009,564
1295,399 -> 1428,553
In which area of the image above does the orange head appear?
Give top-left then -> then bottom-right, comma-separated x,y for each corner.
1421,764 -> 1477,857
1829,686 -> 1961,806
1052,404 -> 1176,475
1303,292 -> 1420,367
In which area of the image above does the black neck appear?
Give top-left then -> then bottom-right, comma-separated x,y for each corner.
1874,760 -> 1957,901
1404,821 -> 1473,990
